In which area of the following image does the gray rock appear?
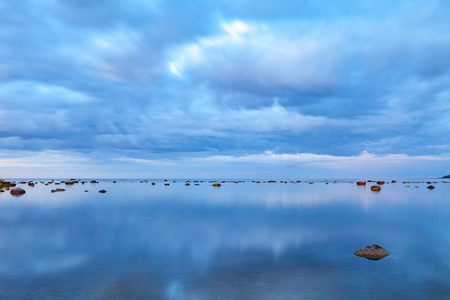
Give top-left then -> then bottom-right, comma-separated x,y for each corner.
354,244 -> 390,260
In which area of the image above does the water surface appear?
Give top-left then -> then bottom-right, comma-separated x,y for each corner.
0,179 -> 449,299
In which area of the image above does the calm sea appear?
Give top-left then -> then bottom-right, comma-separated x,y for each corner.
0,179 -> 449,299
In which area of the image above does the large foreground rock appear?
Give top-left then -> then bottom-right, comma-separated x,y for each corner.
354,244 -> 390,260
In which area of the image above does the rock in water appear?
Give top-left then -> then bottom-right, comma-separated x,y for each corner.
354,244 -> 390,260
10,188 -> 26,196
99,190 -> 107,193
370,185 -> 381,191
212,183 -> 221,187
427,185 -> 435,190
356,181 -> 366,186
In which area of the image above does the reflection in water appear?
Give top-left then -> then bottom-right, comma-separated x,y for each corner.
0,180 -> 449,299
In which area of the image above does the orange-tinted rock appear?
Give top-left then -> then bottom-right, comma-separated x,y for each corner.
28,182 -> 35,187
212,183 -> 221,187
354,244 -> 390,260
356,181 -> 366,186
377,181 -> 385,185
371,185 -> 381,192
51,188 -> 65,193
151,182 -> 156,185
391,180 -> 396,183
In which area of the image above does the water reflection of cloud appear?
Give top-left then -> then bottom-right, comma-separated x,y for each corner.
0,182 -> 448,298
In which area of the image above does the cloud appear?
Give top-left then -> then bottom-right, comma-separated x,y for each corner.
0,0 -> 448,177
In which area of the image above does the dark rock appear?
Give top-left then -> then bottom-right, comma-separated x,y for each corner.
10,188 -> 26,196
99,190 -> 107,193
356,181 -> 366,186
212,183 -> 221,187
51,188 -> 66,193
354,244 -> 390,260
427,185 -> 435,190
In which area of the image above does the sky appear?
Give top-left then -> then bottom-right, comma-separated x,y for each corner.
0,0 -> 449,179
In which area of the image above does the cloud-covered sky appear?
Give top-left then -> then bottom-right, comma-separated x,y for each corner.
1,0 -> 449,178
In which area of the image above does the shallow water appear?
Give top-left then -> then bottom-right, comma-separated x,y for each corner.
0,179 -> 449,299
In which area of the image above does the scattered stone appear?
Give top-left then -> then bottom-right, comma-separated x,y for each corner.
99,190 -> 107,193
10,188 -> 26,196
427,185 -> 435,190
356,181 -> 366,186
151,182 -> 156,185
85,190 -> 88,192
212,183 -> 221,187
371,185 -> 381,192
354,244 -> 390,260
28,182 -> 35,187
391,180 -> 396,183
377,181 -> 385,185
51,188 -> 66,193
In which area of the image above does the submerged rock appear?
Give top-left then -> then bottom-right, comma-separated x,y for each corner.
427,185 -> 435,190
10,188 -> 26,196
51,188 -> 66,193
212,183 -> 221,187
354,244 -> 390,260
